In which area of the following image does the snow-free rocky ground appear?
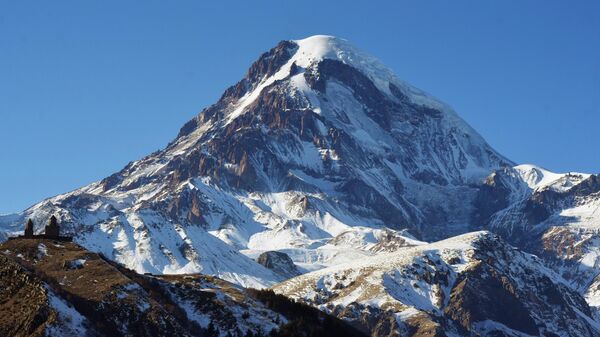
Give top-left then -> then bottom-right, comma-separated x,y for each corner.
1,35 -> 599,336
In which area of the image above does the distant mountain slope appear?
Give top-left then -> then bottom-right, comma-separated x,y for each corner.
474,164 -> 600,316
273,231 -> 600,337
0,238 -> 364,337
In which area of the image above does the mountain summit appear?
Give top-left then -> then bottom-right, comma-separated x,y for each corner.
1,36 -> 598,309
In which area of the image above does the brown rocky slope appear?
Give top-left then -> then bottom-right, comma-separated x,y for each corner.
0,238 -> 364,337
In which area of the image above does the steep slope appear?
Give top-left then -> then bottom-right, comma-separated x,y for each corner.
0,35 -> 512,287
0,238 -> 365,337
273,231 -> 600,337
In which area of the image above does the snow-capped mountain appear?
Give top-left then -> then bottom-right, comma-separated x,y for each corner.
0,35 -> 512,288
0,34 -> 599,327
273,231 -> 600,336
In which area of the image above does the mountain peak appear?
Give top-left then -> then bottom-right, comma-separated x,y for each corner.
1,36 -> 514,288
289,35 -> 452,114
291,35 -> 363,67
290,35 -> 396,94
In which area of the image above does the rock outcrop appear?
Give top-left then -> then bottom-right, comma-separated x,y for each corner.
257,251 -> 301,279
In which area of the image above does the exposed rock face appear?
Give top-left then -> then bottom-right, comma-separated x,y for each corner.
0,238 -> 364,337
368,229 -> 420,253
273,232 -> 599,337
257,251 -> 301,279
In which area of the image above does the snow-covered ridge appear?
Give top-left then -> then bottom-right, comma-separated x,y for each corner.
514,164 -> 591,192
274,230 -> 600,336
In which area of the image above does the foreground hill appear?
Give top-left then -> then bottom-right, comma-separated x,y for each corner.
273,231 -> 600,337
0,238 -> 364,337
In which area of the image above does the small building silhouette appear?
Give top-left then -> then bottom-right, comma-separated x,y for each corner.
12,216 -> 72,242
45,216 -> 60,238
24,219 -> 34,238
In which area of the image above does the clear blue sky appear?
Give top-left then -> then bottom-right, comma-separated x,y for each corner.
1,1 -> 599,213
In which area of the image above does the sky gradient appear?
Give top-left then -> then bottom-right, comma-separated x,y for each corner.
1,1 -> 599,213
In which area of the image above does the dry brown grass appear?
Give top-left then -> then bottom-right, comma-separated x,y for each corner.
2,239 -> 131,301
